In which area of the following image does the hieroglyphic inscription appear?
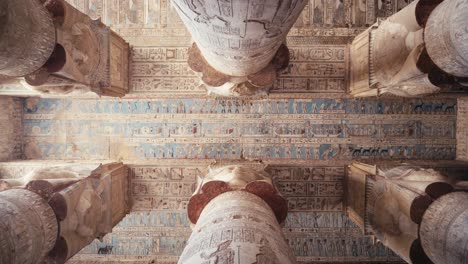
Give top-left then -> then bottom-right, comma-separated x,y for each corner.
66,0 -> 410,46
22,98 -> 456,161
0,97 -> 23,161
67,164 -> 403,262
457,98 -> 468,161
129,166 -> 199,211
130,47 -> 205,94
67,0 -> 191,46
62,0 -> 412,94
272,45 -> 347,93
130,45 -> 347,94
269,166 -> 345,211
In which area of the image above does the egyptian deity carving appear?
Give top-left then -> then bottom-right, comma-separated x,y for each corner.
187,165 -> 288,225
47,163 -> 130,262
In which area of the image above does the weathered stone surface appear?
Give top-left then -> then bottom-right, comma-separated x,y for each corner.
0,162 -> 130,263
180,191 -> 297,264
0,0 -> 55,77
2,1 -> 463,264
0,189 -> 58,264
172,0 -> 308,77
0,96 -> 23,161
457,98 -> 468,161
0,0 -> 130,97
349,0 -> 447,98
345,162 -> 465,263
420,192 -> 468,264
49,162 -> 130,262
188,165 -> 288,225
425,0 -> 468,77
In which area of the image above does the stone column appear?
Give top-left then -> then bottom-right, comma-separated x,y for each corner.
172,0 -> 307,96
424,0 -> 468,78
0,0 -> 56,77
180,165 -> 295,264
349,0 -> 467,98
0,0 -> 130,97
0,189 -> 58,264
0,162 -> 130,263
46,162 -> 130,263
180,191 -> 296,264
345,162 -> 456,263
419,192 -> 468,264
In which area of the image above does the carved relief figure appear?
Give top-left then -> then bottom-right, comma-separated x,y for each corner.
186,0 -> 229,26
200,240 -> 235,263
333,0 -> 345,26
245,0 -> 300,38
377,0 -> 393,17
313,0 -> 324,25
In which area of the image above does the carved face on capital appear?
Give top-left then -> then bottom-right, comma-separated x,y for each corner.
203,165 -> 272,189
62,23 -> 100,78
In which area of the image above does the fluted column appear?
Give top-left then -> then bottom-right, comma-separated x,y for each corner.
180,165 -> 295,264
0,189 -> 58,264
172,0 -> 307,96
349,0 -> 468,98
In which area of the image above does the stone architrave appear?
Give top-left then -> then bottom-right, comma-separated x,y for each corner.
172,0 -> 307,96
349,0 -> 467,98
0,0 -> 130,97
0,189 -> 58,264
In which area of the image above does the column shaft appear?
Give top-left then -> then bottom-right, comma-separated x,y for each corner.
420,192 -> 468,264
172,0 -> 307,76
0,0 -> 56,77
180,191 -> 296,264
0,189 -> 58,264
172,0 -> 306,95
424,0 -> 468,77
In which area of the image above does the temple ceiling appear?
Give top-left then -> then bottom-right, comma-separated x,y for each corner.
1,0 -> 464,263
